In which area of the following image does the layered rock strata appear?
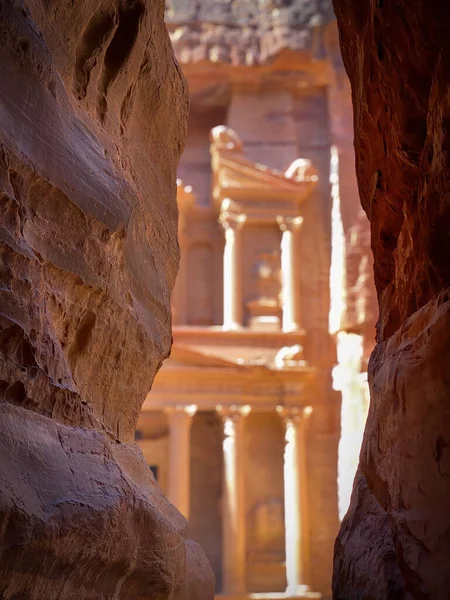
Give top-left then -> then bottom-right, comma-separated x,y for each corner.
0,1 -> 214,598
333,1 -> 450,598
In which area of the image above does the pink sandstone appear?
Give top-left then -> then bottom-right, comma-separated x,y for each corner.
0,1 -> 214,598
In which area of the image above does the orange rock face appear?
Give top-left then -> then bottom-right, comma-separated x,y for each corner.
333,1 -> 450,598
0,1 -> 213,598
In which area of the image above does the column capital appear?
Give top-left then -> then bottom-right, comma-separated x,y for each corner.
165,404 -> 197,419
276,405 -> 313,424
219,212 -> 247,231
277,215 -> 303,232
216,404 -> 251,422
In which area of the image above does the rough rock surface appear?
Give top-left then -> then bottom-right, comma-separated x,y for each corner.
167,0 -> 335,65
0,1 -> 214,598
342,209 -> 377,365
332,1 -> 450,598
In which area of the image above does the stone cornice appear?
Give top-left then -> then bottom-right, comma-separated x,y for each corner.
143,362 -> 317,412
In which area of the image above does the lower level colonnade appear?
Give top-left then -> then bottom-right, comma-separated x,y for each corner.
163,403 -> 321,599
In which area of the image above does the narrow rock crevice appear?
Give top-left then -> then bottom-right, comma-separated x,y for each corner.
73,9 -> 116,100
97,1 -> 145,122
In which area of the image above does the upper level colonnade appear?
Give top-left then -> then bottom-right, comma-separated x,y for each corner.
172,125 -> 318,334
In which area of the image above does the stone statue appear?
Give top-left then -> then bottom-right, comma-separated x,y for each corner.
255,251 -> 281,301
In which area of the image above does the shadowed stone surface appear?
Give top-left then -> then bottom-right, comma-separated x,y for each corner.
0,1 -> 214,598
333,1 -> 450,598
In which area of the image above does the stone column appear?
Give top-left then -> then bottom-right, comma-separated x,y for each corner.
277,405 -> 313,596
172,229 -> 188,325
171,183 -> 194,325
220,211 -> 246,330
277,216 -> 303,332
165,404 -> 197,519
216,404 -> 251,594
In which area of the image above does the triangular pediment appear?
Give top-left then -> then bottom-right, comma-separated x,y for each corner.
217,153 -> 316,195
164,343 -> 240,369
210,126 -> 318,205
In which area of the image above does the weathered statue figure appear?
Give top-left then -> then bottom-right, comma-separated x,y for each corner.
255,251 -> 281,302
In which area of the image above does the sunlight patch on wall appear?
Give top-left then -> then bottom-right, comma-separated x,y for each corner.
328,145 -> 370,520
332,331 -> 369,520
328,145 -> 346,335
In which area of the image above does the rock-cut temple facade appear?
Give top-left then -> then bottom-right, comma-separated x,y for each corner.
137,1 -> 377,598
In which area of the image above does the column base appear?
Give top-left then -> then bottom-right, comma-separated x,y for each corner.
285,584 -> 315,598
216,591 -> 321,600
222,322 -> 244,331
281,323 -> 301,333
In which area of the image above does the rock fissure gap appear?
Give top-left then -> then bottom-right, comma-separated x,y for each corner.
333,0 -> 450,598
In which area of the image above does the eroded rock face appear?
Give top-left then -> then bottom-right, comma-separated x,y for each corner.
332,1 -> 450,598
0,1 -> 214,598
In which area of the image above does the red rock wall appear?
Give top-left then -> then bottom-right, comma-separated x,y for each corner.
332,1 -> 450,598
0,1 -> 213,598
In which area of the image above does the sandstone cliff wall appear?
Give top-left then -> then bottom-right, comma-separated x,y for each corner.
0,1 -> 214,598
332,1 -> 450,598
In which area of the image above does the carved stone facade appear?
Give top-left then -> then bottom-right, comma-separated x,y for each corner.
138,3 -> 375,599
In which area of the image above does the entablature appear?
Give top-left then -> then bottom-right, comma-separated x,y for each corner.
143,341 -> 318,412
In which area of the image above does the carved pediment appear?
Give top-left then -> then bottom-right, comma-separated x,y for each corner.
165,343 -> 240,368
210,126 -> 318,213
